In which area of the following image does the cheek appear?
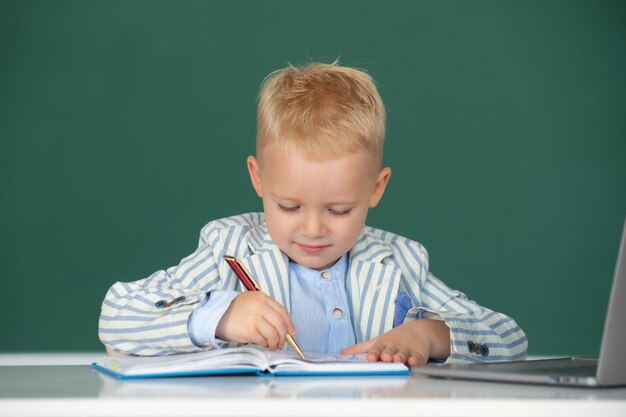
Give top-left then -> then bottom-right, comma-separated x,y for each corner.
350,207 -> 369,226
337,212 -> 368,240
263,205 -> 292,240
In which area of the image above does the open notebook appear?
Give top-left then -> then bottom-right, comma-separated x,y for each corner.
413,217 -> 626,387
92,346 -> 409,378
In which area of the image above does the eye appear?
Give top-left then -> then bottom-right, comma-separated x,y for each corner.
278,204 -> 300,213
329,209 -> 351,217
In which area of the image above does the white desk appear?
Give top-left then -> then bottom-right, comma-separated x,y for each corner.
1,354 -> 625,417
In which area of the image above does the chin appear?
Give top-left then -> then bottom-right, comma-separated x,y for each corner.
300,260 -> 326,269
287,255 -> 328,270
307,257 -> 342,271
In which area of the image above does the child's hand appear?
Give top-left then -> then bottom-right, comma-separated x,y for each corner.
215,291 -> 296,351
340,319 -> 451,367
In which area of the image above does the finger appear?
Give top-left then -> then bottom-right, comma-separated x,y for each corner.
265,298 -> 296,335
260,307 -> 289,348
254,318 -> 281,351
245,327 -> 268,348
364,341 -> 387,362
392,351 -> 408,364
340,339 -> 375,355
377,345 -> 398,363
407,354 -> 427,368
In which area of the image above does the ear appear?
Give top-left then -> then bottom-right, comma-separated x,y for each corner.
247,155 -> 263,198
369,167 -> 391,208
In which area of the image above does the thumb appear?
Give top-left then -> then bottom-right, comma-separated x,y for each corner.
340,339 -> 375,355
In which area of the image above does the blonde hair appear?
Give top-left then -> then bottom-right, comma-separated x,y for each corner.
256,61 -> 386,168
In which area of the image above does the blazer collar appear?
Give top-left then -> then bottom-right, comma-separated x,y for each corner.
346,229 -> 401,342
240,221 -> 290,310
348,229 -> 394,264
247,220 -> 273,254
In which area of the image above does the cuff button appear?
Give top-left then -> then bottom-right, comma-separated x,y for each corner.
481,344 -> 490,357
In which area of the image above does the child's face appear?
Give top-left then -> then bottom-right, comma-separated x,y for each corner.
247,143 -> 391,270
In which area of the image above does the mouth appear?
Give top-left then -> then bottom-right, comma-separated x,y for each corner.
296,243 -> 331,255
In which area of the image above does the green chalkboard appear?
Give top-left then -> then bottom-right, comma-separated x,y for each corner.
1,0 -> 624,355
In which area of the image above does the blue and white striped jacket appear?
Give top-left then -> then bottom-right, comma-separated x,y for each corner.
99,212 -> 528,361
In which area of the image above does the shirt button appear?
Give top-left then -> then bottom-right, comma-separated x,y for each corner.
332,308 -> 343,319
321,272 -> 331,280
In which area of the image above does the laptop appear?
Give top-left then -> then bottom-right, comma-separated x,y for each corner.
413,218 -> 626,387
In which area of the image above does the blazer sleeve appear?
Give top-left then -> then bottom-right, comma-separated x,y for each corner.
406,271 -> 528,363
98,220 -> 241,356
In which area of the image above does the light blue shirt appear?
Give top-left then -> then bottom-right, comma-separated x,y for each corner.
188,254 -> 357,353
288,254 -> 355,354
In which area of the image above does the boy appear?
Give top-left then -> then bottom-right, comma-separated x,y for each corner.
99,62 -> 527,366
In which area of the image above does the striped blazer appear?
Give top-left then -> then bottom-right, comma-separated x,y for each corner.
99,212 -> 528,361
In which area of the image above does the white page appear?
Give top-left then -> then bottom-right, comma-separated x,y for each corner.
96,346 -> 268,376
266,350 -> 409,373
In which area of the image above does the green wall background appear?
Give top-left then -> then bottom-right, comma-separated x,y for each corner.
1,0 -> 624,355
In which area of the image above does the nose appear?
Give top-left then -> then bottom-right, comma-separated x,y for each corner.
300,212 -> 327,238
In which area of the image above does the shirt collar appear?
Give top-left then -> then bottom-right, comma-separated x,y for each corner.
289,253 -> 349,282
